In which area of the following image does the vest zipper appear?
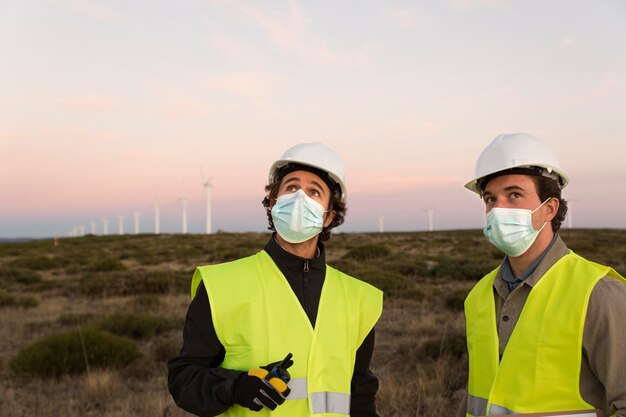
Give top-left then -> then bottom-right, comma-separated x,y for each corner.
303,260 -> 309,272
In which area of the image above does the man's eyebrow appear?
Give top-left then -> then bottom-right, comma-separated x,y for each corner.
504,185 -> 526,192
283,177 -> 301,185
483,185 -> 526,197
310,180 -> 326,195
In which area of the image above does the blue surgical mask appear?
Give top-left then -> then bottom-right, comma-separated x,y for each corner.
271,189 -> 326,244
483,199 -> 550,257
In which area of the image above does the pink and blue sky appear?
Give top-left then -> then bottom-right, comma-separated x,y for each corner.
1,0 -> 625,238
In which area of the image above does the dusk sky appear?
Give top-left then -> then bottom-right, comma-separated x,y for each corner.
1,0 -> 625,238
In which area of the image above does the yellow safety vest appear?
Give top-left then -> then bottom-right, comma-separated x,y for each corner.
464,251 -> 625,416
191,250 -> 383,417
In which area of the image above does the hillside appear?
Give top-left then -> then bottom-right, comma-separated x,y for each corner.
1,229 -> 624,416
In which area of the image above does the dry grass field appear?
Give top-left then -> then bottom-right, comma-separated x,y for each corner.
1,229 -> 625,417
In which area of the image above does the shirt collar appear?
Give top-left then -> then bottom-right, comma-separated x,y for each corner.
263,233 -> 326,272
501,233 -> 558,291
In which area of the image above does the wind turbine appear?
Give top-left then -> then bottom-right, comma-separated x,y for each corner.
90,220 -> 97,235
428,209 -> 434,232
102,218 -> 110,236
133,212 -> 141,234
566,198 -> 579,229
117,214 -> 125,235
78,225 -> 85,236
152,204 -> 160,234
202,176 -> 213,234
178,197 -> 188,234
378,215 -> 384,233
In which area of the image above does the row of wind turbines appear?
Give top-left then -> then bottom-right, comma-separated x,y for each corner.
67,177 -> 213,237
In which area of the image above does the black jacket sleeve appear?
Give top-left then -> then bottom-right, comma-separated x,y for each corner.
167,282 -> 241,417
168,281 -> 379,417
351,328 -> 380,417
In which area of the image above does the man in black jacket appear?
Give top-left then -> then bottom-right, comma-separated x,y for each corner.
168,142 -> 383,417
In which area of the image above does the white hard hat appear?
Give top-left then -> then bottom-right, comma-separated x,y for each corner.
465,132 -> 569,195
269,142 -> 347,204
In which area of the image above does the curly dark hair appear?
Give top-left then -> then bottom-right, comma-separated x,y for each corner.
261,180 -> 346,242
531,176 -> 568,232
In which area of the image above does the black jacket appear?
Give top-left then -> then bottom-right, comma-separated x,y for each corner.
167,236 -> 380,417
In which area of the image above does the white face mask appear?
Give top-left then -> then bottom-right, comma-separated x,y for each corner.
271,189 -> 326,244
483,198 -> 551,257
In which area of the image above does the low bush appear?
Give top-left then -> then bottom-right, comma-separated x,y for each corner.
96,312 -> 179,340
419,332 -> 467,360
10,328 -> 140,377
0,290 -> 39,309
7,256 -> 69,271
79,269 -> 189,297
0,268 -> 42,288
356,267 -> 413,296
343,244 -> 391,261
57,312 -> 96,326
444,288 -> 470,311
87,258 -> 126,272
151,332 -> 181,363
128,294 -> 163,312
430,256 -> 496,281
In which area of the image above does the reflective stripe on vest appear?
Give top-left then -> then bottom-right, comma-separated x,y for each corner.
311,392 -> 351,415
465,251 -> 626,416
467,394 -> 488,416
287,378 -> 308,400
193,251 -> 383,417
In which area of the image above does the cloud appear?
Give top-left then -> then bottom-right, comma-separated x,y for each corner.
214,0 -> 370,68
384,5 -> 433,31
444,0 -> 512,12
51,0 -> 126,22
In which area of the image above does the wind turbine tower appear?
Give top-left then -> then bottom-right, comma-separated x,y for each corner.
102,218 -> 110,236
428,209 -> 434,232
78,225 -> 85,236
117,214 -> 125,235
203,177 -> 213,234
133,212 -> 141,235
567,198 -> 579,229
152,204 -> 160,234
378,215 -> 384,233
179,197 -> 188,234
90,220 -> 97,235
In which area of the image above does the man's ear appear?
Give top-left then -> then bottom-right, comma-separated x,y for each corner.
324,210 -> 336,228
544,197 -> 560,222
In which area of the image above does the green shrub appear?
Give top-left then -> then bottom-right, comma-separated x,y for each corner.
444,288 -> 470,311
357,267 -> 412,296
419,332 -> 467,359
430,256 -> 496,281
343,244 -> 391,261
79,269 -> 189,297
151,333 -> 181,363
10,328 -> 140,377
7,256 -> 69,271
87,259 -> 126,272
0,290 -> 39,309
57,312 -> 96,326
128,294 -> 162,312
96,312 -> 178,340
0,268 -> 42,287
